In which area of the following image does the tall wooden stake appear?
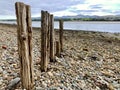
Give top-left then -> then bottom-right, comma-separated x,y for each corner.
50,14 -> 55,62
26,5 -> 34,88
56,41 -> 60,57
41,11 -> 48,71
47,13 -> 50,60
59,20 -> 63,52
15,2 -> 34,90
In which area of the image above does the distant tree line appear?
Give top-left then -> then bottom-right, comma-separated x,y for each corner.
55,18 -> 120,21
1,16 -> 120,21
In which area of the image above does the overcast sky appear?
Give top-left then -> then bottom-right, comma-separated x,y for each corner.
0,0 -> 120,19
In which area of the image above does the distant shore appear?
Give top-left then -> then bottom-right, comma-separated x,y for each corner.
0,22 -> 120,33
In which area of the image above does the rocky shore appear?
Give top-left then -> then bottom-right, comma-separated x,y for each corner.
0,23 -> 120,90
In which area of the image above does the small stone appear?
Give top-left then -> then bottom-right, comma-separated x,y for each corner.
96,82 -> 108,90
61,80 -> 64,83
11,73 -> 18,77
0,79 -> 3,85
59,84 -> 67,89
101,71 -> 113,77
55,56 -> 59,61
47,80 -> 50,84
36,87 -> 43,90
12,64 -> 18,68
3,74 -> 8,80
11,47 -> 17,52
83,48 -> 88,51
79,80 -> 86,88
34,76 -> 38,80
7,69 -> 12,73
107,83 -> 114,90
2,45 -> 7,49
48,71 -> 53,77
3,71 -> 7,75
35,59 -> 41,65
112,81 -> 120,89
42,82 -> 47,87
91,56 -> 97,60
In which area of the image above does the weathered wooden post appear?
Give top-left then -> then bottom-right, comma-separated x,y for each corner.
26,5 -> 34,88
47,13 -> 50,59
40,11 -> 48,71
50,14 -> 55,62
15,2 -> 34,90
59,20 -> 63,52
56,41 -> 60,57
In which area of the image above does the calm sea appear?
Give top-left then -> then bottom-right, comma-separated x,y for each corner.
0,21 -> 120,33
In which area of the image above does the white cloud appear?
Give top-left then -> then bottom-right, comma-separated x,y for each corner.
85,0 -> 120,10
53,10 -> 77,17
83,11 -> 115,16
70,4 -> 90,10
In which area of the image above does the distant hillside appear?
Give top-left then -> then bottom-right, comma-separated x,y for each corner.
32,15 -> 120,21
1,15 -> 120,21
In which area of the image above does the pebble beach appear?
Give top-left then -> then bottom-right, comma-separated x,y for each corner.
0,23 -> 120,90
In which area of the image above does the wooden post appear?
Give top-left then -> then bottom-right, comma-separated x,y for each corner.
40,11 -> 48,72
47,13 -> 50,59
50,14 -> 55,62
15,2 -> 34,90
59,20 -> 63,52
56,41 -> 60,57
26,5 -> 34,88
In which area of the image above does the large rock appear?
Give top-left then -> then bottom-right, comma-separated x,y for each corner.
6,77 -> 20,90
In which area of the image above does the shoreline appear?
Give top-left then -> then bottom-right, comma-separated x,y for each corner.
0,23 -> 120,42
0,22 -> 120,34
0,22 -> 120,45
